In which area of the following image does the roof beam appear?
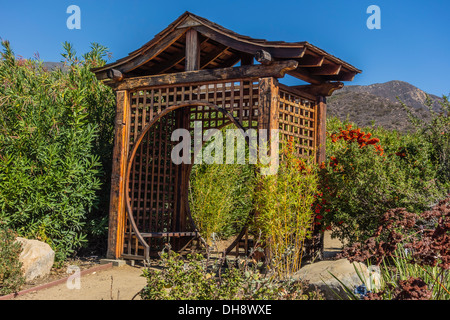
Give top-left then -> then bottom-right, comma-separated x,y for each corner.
291,82 -> 344,97
120,28 -> 187,74
287,67 -> 323,85
111,60 -> 298,91
309,63 -> 342,76
193,25 -> 307,58
151,51 -> 186,74
200,43 -> 229,69
297,55 -> 325,67
324,70 -> 357,81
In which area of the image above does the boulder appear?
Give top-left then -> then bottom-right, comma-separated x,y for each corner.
293,259 -> 381,300
15,237 -> 55,282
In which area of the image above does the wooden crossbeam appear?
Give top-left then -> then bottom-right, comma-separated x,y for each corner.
112,60 -> 298,90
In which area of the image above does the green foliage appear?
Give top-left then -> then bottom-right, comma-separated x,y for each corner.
0,227 -> 25,295
189,126 -> 256,244
255,141 -> 318,279
189,163 -> 255,244
317,117 -> 445,244
0,41 -> 115,260
139,250 -> 322,300
402,95 -> 450,188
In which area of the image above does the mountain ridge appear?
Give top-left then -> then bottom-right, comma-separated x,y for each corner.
327,80 -> 445,132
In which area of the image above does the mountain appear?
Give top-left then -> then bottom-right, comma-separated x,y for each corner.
327,80 -> 444,132
43,62 -> 67,72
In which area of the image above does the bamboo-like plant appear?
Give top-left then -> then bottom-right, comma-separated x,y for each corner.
254,139 -> 318,279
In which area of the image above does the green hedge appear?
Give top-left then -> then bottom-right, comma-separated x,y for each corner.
0,41 -> 115,261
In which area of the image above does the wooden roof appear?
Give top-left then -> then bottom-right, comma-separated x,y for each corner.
92,12 -> 361,85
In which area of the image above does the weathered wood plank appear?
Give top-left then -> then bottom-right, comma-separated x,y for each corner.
113,60 -> 298,90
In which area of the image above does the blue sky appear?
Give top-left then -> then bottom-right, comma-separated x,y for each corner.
1,0 -> 449,96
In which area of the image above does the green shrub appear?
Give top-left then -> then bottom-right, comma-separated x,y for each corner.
189,125 -> 256,244
139,250 -> 322,300
189,163 -> 255,244
254,139 -> 318,279
316,117 -> 445,245
402,95 -> 449,189
0,227 -> 25,295
0,41 -> 115,260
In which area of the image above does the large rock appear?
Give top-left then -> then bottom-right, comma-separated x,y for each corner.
293,259 -> 381,300
15,237 -> 55,282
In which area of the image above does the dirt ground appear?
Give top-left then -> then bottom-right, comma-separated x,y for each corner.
11,231 -> 343,300
13,264 -> 146,300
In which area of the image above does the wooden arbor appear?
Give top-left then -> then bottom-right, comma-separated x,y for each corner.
92,12 -> 361,261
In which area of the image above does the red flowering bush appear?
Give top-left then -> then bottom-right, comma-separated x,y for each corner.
313,118 -> 445,245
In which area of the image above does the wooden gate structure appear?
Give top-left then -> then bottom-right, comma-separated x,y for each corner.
92,12 -> 360,261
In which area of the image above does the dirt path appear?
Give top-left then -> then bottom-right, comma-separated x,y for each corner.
11,231 -> 343,300
13,264 -> 147,300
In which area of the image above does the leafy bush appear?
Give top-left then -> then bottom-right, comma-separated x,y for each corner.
0,227 -> 25,295
0,41 -> 115,260
139,249 -> 322,300
254,139 -> 318,278
402,95 -> 449,188
315,117 -> 445,244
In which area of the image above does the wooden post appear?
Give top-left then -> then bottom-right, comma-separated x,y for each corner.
304,95 -> 327,262
315,96 -> 327,164
257,77 -> 279,264
173,28 -> 201,250
258,77 -> 279,132
107,90 -> 129,259
185,29 -> 200,71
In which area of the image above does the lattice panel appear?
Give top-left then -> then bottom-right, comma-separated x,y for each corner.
278,89 -> 317,157
124,80 -> 260,257
124,114 -> 179,257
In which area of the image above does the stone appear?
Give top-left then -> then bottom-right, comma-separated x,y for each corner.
99,259 -> 126,267
15,237 -> 55,282
292,259 -> 381,300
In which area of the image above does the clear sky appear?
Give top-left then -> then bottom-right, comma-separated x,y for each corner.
1,0 -> 449,96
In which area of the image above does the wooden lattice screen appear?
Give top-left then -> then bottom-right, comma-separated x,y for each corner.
109,77 -> 323,260
124,79 -> 261,258
278,88 -> 317,158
